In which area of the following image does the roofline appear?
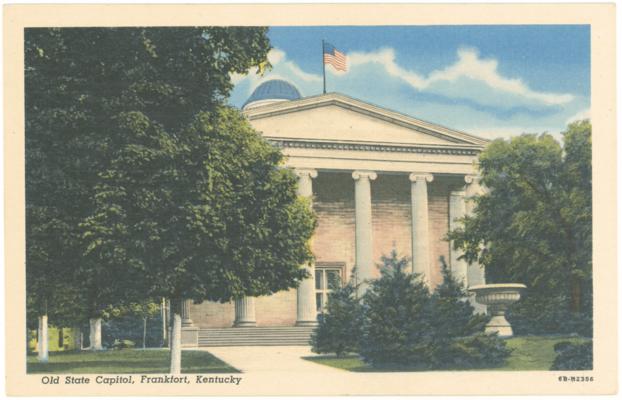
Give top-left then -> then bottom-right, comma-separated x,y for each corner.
243,92 -> 490,147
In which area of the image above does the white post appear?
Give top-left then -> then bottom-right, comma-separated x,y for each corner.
169,311 -> 182,374
161,297 -> 167,347
352,170 -> 377,295
234,297 -> 257,327
449,190 -> 468,286
465,175 -> 487,313
37,315 -> 49,363
89,317 -> 103,350
409,173 -> 434,284
72,325 -> 82,351
295,169 -> 319,326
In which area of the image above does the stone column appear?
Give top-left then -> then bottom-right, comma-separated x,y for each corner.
180,299 -> 198,348
465,175 -> 487,313
449,190 -> 468,286
234,296 -> 257,327
181,299 -> 194,327
409,173 -> 434,284
295,169 -> 319,326
352,170 -> 377,294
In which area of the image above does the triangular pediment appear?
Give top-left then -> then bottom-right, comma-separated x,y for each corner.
243,93 -> 488,147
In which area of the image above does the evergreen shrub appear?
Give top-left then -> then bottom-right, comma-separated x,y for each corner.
310,274 -> 362,357
550,340 -> 593,370
311,252 -> 510,369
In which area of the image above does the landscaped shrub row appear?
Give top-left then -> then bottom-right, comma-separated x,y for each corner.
311,252 -> 510,369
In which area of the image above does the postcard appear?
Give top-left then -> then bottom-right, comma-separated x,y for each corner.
4,3 -> 617,396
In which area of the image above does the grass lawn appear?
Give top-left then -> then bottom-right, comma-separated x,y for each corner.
27,349 -> 239,374
304,336 -> 590,372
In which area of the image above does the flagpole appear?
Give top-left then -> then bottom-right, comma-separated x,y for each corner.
322,39 -> 326,94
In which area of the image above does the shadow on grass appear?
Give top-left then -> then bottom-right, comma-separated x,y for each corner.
27,349 -> 239,374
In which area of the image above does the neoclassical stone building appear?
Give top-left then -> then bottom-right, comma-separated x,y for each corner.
182,80 -> 488,346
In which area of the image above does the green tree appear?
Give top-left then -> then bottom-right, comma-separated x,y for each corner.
25,27 -> 272,358
82,107 -> 316,373
448,120 -> 592,335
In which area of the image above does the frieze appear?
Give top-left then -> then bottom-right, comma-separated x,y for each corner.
269,139 -> 481,156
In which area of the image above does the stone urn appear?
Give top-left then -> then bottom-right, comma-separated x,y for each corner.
468,283 -> 526,338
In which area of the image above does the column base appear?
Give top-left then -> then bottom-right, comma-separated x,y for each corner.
295,320 -> 318,327
233,321 -> 257,328
181,326 -> 199,348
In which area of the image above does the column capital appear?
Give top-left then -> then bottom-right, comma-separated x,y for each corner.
409,173 -> 434,183
352,170 -> 377,181
295,168 -> 318,179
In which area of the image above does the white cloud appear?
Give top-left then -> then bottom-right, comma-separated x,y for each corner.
230,48 -> 322,97
284,61 -> 322,83
346,48 -> 425,87
565,108 -> 590,124
341,47 -> 573,106
429,48 -> 573,105
267,48 -> 285,65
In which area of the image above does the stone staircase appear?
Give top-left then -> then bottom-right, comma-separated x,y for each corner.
198,326 -> 315,347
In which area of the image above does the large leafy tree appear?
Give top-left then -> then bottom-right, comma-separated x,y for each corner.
25,27 -> 272,357
448,120 -> 592,335
82,107 -> 315,373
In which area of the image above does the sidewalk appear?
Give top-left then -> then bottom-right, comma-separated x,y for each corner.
198,345 -> 344,374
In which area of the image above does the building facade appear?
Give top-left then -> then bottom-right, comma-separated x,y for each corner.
183,80 -> 488,345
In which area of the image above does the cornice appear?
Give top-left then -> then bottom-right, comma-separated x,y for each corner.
269,138 -> 482,156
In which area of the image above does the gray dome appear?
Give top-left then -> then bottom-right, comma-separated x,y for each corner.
243,79 -> 301,109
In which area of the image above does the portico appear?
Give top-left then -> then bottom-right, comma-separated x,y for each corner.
184,81 -> 488,345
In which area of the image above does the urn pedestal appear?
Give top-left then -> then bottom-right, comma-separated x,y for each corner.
468,283 -> 526,338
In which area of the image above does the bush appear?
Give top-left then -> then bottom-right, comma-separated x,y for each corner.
442,334 -> 511,369
431,257 -> 488,338
358,252 -> 509,369
359,251 -> 436,367
550,341 -> 593,370
310,274 -> 362,357
102,313 -> 164,349
507,294 -> 592,337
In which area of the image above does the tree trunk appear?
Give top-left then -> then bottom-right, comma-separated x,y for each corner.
72,325 -> 82,350
89,318 -> 103,350
571,278 -> 582,313
169,300 -> 182,374
143,317 -> 147,349
37,315 -> 49,363
58,327 -> 64,349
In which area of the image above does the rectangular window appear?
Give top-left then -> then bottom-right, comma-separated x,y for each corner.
315,265 -> 344,312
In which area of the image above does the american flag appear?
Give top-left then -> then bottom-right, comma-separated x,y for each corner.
323,42 -> 347,72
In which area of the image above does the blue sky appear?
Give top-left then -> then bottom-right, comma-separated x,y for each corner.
229,26 -> 590,140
